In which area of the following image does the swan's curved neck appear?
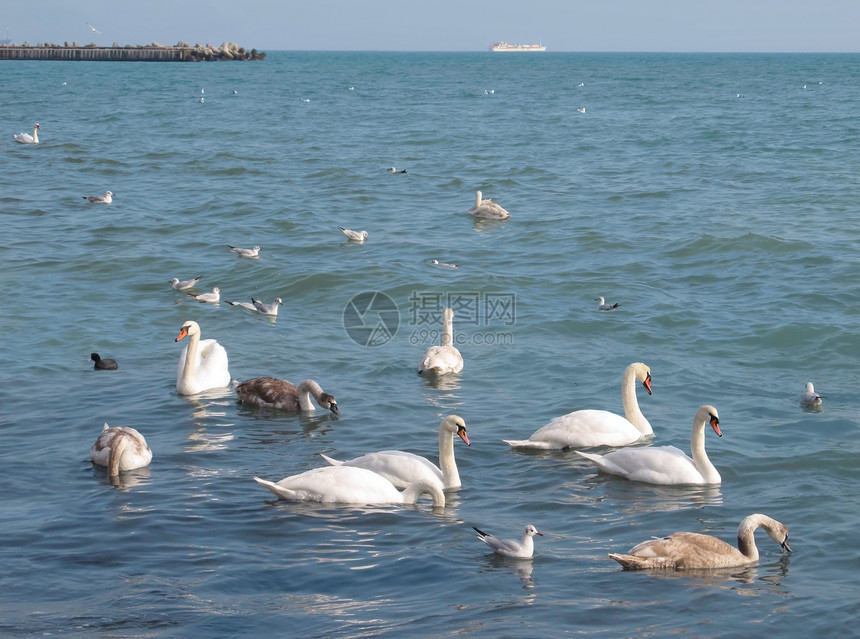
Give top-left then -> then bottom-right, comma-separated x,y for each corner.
32,126 -> 39,143
621,367 -> 652,435
441,312 -> 453,347
475,192 -> 482,207
179,331 -> 201,390
402,480 -> 445,507
690,417 -> 721,484
296,380 -> 324,411
438,425 -> 460,488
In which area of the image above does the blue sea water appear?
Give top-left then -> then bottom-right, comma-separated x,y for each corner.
2,51 -> 859,637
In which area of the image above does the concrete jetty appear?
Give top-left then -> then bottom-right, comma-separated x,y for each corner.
0,41 -> 265,62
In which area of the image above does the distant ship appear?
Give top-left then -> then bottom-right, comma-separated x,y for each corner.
490,41 -> 546,52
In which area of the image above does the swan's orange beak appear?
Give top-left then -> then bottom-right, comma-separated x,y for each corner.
709,415 -> 722,437
175,326 -> 189,342
458,427 -> 471,446
642,375 -> 653,395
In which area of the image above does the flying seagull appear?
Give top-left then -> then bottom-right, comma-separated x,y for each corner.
86,22 -> 103,35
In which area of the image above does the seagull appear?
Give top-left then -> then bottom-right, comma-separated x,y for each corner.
228,245 -> 261,257
227,298 -> 283,316
388,167 -> 407,174
484,89 -> 494,95
473,525 -> 543,559
577,107 -> 586,113
800,382 -> 822,407
86,22 -> 103,35
82,191 -> 114,205
188,287 -> 220,304
430,259 -> 459,269
170,276 -> 202,291
14,123 -> 40,144
578,82 -> 585,87
90,353 -> 118,370
596,296 -> 620,311
338,227 -> 368,242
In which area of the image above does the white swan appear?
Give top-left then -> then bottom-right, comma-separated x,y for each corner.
474,524 -> 543,558
320,415 -> 470,489
800,382 -> 822,406
234,377 -> 340,414
576,404 -> 723,485
504,362 -> 653,449
253,465 -> 445,506
14,123 -> 40,144
90,423 -> 153,476
468,190 -> 510,220
418,307 -> 464,375
174,320 -> 231,395
609,513 -> 791,570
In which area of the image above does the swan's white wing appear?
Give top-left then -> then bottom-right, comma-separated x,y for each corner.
527,409 -> 642,448
419,345 -> 463,375
578,445 -> 705,485
321,450 -> 443,489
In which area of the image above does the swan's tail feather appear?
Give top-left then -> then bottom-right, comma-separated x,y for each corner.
253,476 -> 297,500
319,453 -> 343,466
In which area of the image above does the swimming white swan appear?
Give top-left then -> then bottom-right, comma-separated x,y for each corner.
609,513 -> 791,570
14,123 -> 40,144
320,415 -> 470,489
504,362 -> 653,449
474,524 -> 543,558
338,226 -> 368,242
468,190 -> 510,220
90,423 -> 153,476
170,276 -> 202,291
800,382 -> 822,406
576,404 -> 722,485
174,320 -> 231,395
234,377 -> 340,414
83,191 -> 114,205
418,307 -> 464,375
253,465 -> 445,506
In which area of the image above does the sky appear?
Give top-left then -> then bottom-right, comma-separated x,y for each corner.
5,1 -> 859,52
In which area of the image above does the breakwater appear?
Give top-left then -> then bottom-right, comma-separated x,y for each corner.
0,41 -> 265,62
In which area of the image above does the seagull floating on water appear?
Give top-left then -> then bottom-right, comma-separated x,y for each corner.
596,296 -> 620,311
474,525 -> 543,559
388,167 -> 407,174
430,259 -> 459,269
227,297 -> 283,316
83,191 -> 114,205
188,287 -> 220,304
800,382 -> 822,407
338,227 -> 368,242
170,276 -> 202,291
14,123 -> 40,144
228,245 -> 261,258
484,89 -> 494,95
577,107 -> 586,113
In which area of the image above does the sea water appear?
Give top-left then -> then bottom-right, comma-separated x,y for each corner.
1,51 -> 859,637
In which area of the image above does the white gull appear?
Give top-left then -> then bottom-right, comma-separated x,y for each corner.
228,245 -> 261,257
474,525 -> 543,559
170,276 -> 202,291
338,227 -> 368,242
83,191 -> 114,205
188,287 -> 221,304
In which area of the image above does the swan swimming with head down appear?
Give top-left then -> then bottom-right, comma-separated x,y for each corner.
320,415 -> 470,489
504,362 -> 653,450
609,513 -> 791,570
90,423 -> 153,476
576,404 -> 723,485
234,377 -> 340,413
469,191 -> 510,220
